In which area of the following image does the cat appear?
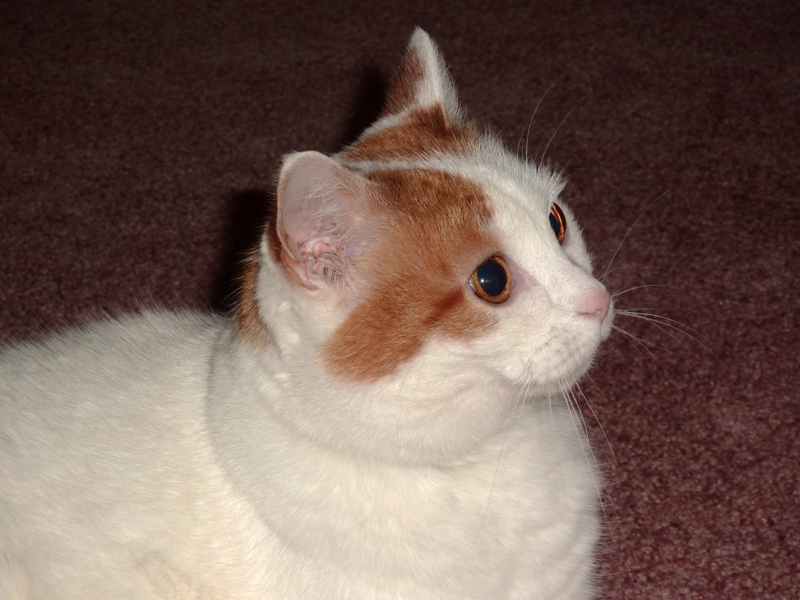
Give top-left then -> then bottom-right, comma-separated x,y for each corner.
0,29 -> 613,599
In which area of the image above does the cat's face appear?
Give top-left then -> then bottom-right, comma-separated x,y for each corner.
240,30 -> 613,465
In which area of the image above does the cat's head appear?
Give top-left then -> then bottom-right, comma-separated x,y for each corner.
239,29 -> 613,465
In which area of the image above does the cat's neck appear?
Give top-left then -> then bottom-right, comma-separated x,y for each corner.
206,335 -> 592,591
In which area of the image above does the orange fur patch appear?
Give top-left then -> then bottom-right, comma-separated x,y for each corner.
342,105 -> 478,163
235,248 -> 270,348
381,45 -> 425,118
322,168 -> 497,382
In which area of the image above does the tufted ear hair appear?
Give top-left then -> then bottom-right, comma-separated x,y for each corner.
380,28 -> 464,127
275,151 -> 376,293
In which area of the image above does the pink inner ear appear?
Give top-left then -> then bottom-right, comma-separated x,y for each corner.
276,151 -> 372,290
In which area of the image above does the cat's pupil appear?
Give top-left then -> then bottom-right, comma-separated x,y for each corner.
549,213 -> 561,238
549,203 -> 567,244
475,259 -> 507,297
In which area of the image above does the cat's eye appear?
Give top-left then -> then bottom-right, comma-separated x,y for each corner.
470,256 -> 512,304
549,203 -> 567,244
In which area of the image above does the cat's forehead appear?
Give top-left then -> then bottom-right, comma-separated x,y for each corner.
343,94 -> 561,192
342,114 -> 565,248
340,105 -> 477,164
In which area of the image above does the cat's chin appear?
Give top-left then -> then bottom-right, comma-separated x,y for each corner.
526,376 -> 588,400
500,337 -> 602,394
505,366 -> 590,401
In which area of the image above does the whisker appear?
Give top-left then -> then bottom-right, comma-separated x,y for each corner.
612,283 -> 682,298
539,97 -> 584,164
616,310 -> 731,374
556,380 -> 578,505
616,309 -> 713,344
466,430 -> 505,560
498,379 -> 531,480
518,113 -> 534,160
466,377 -> 532,560
601,187 -> 674,284
600,262 -> 635,283
520,83 -> 553,162
575,378 -> 618,471
613,325 -> 676,380
559,379 -> 608,524
573,384 -> 617,528
603,259 -> 670,288
579,376 -> 627,562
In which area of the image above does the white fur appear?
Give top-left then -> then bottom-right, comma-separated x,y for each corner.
0,30 -> 612,599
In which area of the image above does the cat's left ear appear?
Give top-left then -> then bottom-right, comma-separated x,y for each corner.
380,28 -> 464,127
275,151 -> 376,294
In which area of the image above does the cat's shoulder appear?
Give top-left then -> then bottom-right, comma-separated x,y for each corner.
2,309 -> 223,360
0,309 -> 225,408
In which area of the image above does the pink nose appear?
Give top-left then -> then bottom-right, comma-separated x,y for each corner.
579,287 -> 611,321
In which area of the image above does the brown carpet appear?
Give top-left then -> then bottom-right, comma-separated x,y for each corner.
2,0 -> 798,597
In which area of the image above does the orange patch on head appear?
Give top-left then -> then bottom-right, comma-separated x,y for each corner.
322,168 -> 498,382
342,106 -> 478,164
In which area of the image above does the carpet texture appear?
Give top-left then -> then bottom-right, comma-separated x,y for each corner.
1,0 -> 798,597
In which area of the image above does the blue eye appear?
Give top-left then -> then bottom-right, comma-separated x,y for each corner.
471,256 -> 511,303
549,203 -> 567,244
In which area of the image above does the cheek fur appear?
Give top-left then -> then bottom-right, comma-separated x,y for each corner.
321,168 -> 499,383
322,284 -> 497,382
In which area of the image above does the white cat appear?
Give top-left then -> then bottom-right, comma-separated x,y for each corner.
0,29 -> 613,599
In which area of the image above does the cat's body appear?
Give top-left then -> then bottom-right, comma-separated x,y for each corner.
0,30 -> 613,599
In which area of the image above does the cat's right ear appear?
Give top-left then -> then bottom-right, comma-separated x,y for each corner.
275,151 -> 375,294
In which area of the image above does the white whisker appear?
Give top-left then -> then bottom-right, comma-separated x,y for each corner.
575,379 -> 617,471
601,187 -> 674,283
539,98 -> 584,164
616,309 -> 712,344
558,379 -> 608,525
519,83 -> 553,162
499,378 -> 533,480
616,309 -> 731,374
465,436 -> 504,561
466,377 -> 532,560
612,283 -> 682,298
572,384 -> 615,527
613,325 -> 675,379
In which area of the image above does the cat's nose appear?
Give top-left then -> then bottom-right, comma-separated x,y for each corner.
579,287 -> 611,322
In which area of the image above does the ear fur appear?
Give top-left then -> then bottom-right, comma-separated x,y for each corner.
381,28 -> 464,126
275,151 -> 375,293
